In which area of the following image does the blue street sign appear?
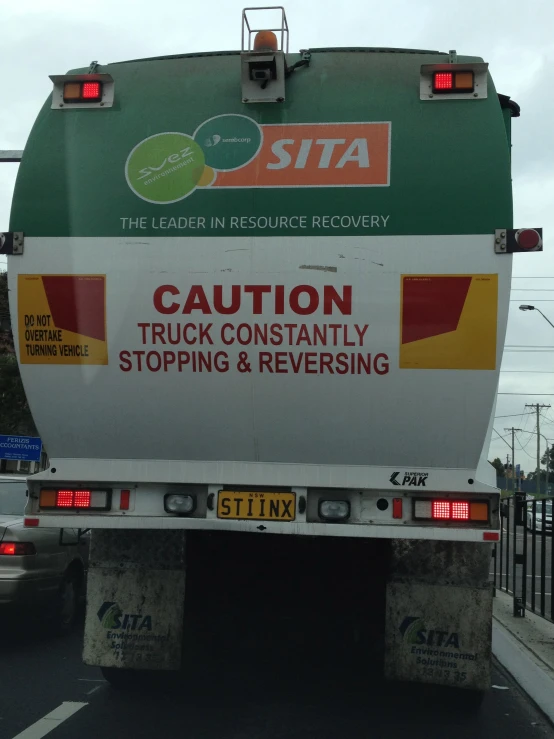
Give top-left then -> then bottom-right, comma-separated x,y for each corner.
0,435 -> 42,462
516,464 -> 521,475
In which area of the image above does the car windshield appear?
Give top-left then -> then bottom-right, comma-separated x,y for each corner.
531,500 -> 553,516
0,480 -> 27,516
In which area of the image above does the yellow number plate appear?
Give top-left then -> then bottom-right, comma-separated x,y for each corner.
217,491 -> 296,521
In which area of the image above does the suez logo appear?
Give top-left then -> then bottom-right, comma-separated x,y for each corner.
400,616 -> 461,649
390,471 -> 428,487
136,146 -> 194,181
125,117 -> 391,204
97,602 -> 152,632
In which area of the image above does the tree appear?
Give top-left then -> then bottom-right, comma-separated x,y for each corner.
490,457 -> 505,477
541,447 -> 554,483
0,271 -> 38,436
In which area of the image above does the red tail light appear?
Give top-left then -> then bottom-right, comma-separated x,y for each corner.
516,228 -> 542,250
415,498 -> 489,523
483,532 -> 499,541
392,498 -> 403,519
432,500 -> 451,519
40,488 -> 111,511
452,501 -> 470,520
63,80 -> 103,103
56,490 -> 75,508
82,81 -> 101,100
433,71 -> 474,94
119,490 -> 131,510
74,490 -> 91,508
433,72 -> 453,90
0,541 -> 36,555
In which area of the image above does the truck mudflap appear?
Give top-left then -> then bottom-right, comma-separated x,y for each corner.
83,530 -> 186,670
385,541 -> 492,691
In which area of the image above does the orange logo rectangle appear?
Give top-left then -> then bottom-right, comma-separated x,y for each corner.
213,122 -> 390,189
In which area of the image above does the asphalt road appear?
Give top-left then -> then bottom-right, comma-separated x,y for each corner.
0,615 -> 552,739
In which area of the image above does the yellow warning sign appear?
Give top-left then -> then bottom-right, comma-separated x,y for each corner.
18,275 -> 108,365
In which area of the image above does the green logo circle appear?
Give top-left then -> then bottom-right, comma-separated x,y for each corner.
126,132 -> 205,204
194,114 -> 262,171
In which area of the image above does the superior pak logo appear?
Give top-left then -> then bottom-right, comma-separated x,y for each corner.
125,115 -> 391,204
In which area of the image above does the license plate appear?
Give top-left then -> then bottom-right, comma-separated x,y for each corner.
217,491 -> 296,521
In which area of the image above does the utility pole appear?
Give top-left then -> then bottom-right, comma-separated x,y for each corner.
505,429 -> 522,496
525,404 -> 551,496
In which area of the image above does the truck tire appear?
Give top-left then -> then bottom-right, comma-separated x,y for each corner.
51,568 -> 80,636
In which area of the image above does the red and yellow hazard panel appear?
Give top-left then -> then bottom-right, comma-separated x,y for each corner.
18,275 -> 108,365
400,274 -> 497,370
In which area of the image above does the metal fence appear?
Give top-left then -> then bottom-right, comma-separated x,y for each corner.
492,494 -> 553,622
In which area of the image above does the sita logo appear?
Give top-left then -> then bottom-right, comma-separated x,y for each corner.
97,601 -> 153,631
399,616 -> 460,649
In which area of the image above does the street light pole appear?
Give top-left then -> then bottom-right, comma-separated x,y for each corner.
519,304 -> 554,330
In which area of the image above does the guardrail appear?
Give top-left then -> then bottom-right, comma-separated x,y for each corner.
492,494 -> 553,623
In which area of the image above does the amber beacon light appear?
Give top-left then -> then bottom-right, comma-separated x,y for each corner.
253,30 -> 278,51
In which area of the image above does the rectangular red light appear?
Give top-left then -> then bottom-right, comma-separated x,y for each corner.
82,81 -> 102,100
434,72 -> 453,91
24,518 -> 39,527
452,501 -> 470,520
57,490 -> 74,508
392,498 -> 403,519
432,500 -> 451,519
483,532 -> 499,541
120,490 -> 130,511
74,490 -> 91,508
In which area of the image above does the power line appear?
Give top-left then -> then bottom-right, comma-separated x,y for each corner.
517,424 -> 537,451
492,429 -> 512,449
515,437 -> 537,459
521,408 -> 534,433
494,412 -> 535,418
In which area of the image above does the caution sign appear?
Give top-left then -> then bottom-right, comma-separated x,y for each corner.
18,275 -> 108,365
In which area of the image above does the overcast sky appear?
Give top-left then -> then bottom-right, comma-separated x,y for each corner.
2,0 -> 554,469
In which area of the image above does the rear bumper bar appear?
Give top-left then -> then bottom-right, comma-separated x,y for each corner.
25,514 -> 499,543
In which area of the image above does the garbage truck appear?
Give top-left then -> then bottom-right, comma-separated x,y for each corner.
3,6 -> 543,695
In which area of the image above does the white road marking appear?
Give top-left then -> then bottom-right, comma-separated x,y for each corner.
85,686 -> 102,696
11,702 -> 87,739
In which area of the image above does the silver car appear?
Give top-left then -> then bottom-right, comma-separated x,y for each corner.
0,477 -> 88,633
526,498 -> 553,535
